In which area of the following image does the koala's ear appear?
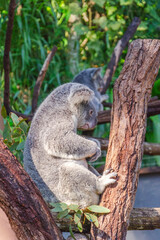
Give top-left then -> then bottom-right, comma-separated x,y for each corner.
68,84 -> 94,106
91,68 -> 101,80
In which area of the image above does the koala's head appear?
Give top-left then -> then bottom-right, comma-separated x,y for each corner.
68,84 -> 98,130
90,68 -> 104,92
73,68 -> 104,92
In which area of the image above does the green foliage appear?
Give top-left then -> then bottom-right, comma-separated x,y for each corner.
144,115 -> 160,167
50,202 -> 110,233
0,0 -> 160,169
0,108 -> 29,164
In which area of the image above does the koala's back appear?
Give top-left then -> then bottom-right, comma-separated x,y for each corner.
23,83 -> 75,202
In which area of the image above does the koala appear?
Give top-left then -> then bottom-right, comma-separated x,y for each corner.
23,83 -> 117,208
72,68 -> 108,112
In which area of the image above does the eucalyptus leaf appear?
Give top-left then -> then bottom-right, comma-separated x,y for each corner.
57,209 -> 69,219
92,0 -> 106,8
18,120 -> 29,135
10,113 -> 20,126
0,129 -> 3,136
16,141 -> 25,151
68,204 -> 79,211
1,106 -> 7,119
84,212 -> 99,227
9,142 -> 19,151
50,202 -> 68,212
3,121 -> 12,143
77,221 -> 83,232
74,212 -> 82,224
87,205 -> 110,213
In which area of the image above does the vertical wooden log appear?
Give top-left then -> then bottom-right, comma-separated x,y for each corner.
91,39 -> 160,240
0,103 -> 4,137
0,140 -> 63,240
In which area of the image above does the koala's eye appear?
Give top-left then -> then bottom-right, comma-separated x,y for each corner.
89,109 -> 94,116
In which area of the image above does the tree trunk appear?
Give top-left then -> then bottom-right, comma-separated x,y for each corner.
0,103 -> 4,137
0,140 -> 63,240
91,39 -> 160,240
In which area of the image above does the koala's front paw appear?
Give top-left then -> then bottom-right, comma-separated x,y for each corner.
86,147 -> 101,162
102,170 -> 117,185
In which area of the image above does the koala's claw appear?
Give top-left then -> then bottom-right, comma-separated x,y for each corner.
101,170 -> 117,186
86,148 -> 101,162
103,168 -> 112,175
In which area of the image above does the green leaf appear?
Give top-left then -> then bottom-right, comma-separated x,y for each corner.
12,127 -> 23,138
64,214 -> 73,220
57,209 -> 69,219
74,23 -> 89,36
9,142 -> 19,151
1,106 -> 7,119
69,3 -> 82,15
50,202 -> 68,212
87,205 -> 110,213
108,21 -> 121,31
74,212 -> 82,224
0,129 -> 3,136
18,120 -> 29,135
16,141 -> 25,151
107,6 -> 117,16
3,121 -> 12,143
92,0 -> 106,8
120,0 -> 133,6
84,213 -> 99,227
10,113 -> 20,126
68,204 -> 79,211
93,16 -> 107,29
77,221 -> 83,232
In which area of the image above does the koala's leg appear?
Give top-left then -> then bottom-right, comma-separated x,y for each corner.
57,162 -> 100,207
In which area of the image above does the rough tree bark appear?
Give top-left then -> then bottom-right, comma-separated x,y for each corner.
0,140 -> 63,240
0,103 -> 4,137
98,99 -> 160,124
91,39 -> 160,240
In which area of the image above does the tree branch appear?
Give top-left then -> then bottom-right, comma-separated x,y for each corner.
0,140 -> 63,240
101,17 -> 141,94
91,39 -> 160,240
32,46 -> 57,114
51,207 -> 160,232
91,137 -> 160,156
98,102 -> 160,124
3,0 -> 17,114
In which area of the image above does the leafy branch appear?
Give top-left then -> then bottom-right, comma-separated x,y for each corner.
50,202 -> 110,234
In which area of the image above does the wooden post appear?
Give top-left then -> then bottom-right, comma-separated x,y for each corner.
91,39 -> 160,240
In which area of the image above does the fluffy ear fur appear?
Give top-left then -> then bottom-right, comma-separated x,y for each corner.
91,68 -> 101,80
68,84 -> 94,107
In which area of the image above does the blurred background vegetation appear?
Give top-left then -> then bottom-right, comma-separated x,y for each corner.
0,0 -> 160,166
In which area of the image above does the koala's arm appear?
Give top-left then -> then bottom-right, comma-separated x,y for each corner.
88,164 -> 101,177
43,126 -> 101,160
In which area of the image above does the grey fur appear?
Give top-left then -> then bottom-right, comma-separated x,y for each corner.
72,68 -> 108,112
23,83 -> 116,208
